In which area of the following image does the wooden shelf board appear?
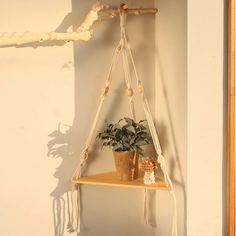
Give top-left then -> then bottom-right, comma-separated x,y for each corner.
72,171 -> 170,190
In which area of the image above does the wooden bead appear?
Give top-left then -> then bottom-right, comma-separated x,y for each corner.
138,85 -> 144,94
80,152 -> 88,161
127,88 -> 134,97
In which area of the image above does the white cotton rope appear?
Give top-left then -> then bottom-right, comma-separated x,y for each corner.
70,10 -> 178,236
143,189 -> 148,225
121,13 -> 178,236
120,10 -> 136,121
121,44 -> 136,120
119,12 -> 151,225
69,42 -> 122,233
120,12 -> 178,236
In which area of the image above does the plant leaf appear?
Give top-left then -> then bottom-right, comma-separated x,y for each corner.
126,126 -> 136,133
124,117 -> 133,126
139,120 -> 146,123
135,140 -> 148,146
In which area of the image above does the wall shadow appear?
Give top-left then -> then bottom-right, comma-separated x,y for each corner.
155,48 -> 187,236
5,1 -> 162,235
0,5 -> 91,236
48,123 -> 78,235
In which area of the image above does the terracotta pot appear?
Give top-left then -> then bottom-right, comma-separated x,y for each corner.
112,150 -> 139,181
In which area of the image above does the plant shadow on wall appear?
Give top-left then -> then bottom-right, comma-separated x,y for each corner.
0,0 -> 182,235
48,7 -> 157,236
0,4 -> 95,236
48,123 -> 78,236
46,2 -> 145,236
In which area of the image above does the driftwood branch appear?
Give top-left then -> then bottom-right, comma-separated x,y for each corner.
0,2 -> 158,47
0,1 -> 104,47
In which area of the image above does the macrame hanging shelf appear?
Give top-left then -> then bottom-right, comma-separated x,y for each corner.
69,3 -> 178,236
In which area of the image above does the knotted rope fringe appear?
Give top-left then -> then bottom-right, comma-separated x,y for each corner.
143,189 -> 149,225
70,10 -> 178,236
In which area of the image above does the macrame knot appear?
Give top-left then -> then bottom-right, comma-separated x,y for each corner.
157,154 -> 165,165
102,86 -> 109,96
119,4 -> 127,31
117,44 -> 122,51
127,88 -> 134,97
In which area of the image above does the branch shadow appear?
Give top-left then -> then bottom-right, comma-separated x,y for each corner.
0,4 -> 96,235
45,2 -> 129,234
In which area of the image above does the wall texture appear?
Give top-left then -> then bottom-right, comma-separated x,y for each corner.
155,0 -> 187,235
187,0 -> 226,235
0,0 -> 226,235
0,1 -> 74,236
0,0 -> 172,236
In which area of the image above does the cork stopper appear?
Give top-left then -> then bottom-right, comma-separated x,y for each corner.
141,157 -> 157,172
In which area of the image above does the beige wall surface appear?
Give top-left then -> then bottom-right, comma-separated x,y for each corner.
0,0 -> 186,236
155,0 -> 187,236
188,0 -> 226,235
0,0 -> 226,236
0,1 -> 74,236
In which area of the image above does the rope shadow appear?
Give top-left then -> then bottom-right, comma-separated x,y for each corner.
48,122 -> 91,234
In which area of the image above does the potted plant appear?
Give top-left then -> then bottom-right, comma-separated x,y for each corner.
97,118 -> 152,181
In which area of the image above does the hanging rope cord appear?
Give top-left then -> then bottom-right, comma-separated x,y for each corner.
120,14 -> 136,121
69,10 -> 177,236
69,41 -> 122,233
69,28 -> 136,232
120,12 -> 178,236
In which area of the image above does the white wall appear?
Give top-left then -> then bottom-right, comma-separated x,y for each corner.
0,0 -> 226,235
0,1 -> 74,236
0,0 -> 174,236
155,0 -> 187,235
187,0 -> 226,235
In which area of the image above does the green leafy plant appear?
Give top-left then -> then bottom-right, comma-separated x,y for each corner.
97,118 -> 152,156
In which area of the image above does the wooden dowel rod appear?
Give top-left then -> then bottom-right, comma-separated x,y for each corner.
102,7 -> 158,15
